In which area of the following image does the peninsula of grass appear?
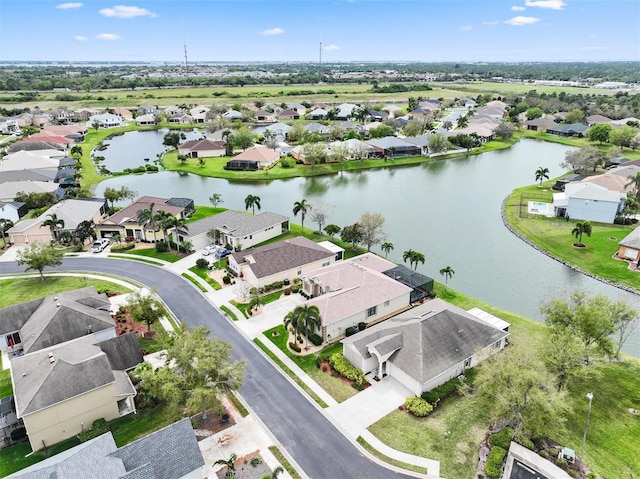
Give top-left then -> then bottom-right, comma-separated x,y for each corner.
188,266 -> 222,290
0,276 -> 131,308
504,182 -> 639,292
365,283 -> 640,479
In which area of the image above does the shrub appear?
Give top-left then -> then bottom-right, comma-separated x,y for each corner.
284,288 -> 291,295
288,342 -> 301,353
308,333 -> 323,346
329,353 -> 366,385
568,470 -> 579,478
250,457 -> 261,467
345,326 -> 357,337
585,473 -> 597,479
489,427 -> 513,450
155,242 -> 168,252
78,418 -> 109,442
291,285 -> 301,293
420,369 -> 477,405
516,437 -> 534,450
539,450 -> 549,459
195,258 -> 210,269
556,458 -> 567,469
357,322 -> 367,331
351,382 -> 364,391
485,446 -> 507,478
124,236 -> 135,243
322,365 -> 328,372
223,275 -> 231,285
404,396 -> 434,417
111,242 -> 136,252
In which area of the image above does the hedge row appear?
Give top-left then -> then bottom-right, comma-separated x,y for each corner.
485,446 -> 507,478
289,342 -> 301,353
111,242 -> 135,252
404,396 -> 433,417
329,353 -> 366,385
421,368 -> 477,405
489,427 -> 513,450
308,333 -> 323,347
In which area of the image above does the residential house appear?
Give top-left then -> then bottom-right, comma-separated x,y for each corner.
326,139 -> 376,161
0,201 -> 27,222
8,139 -> 67,153
95,196 -> 194,242
73,108 -> 101,122
255,110 -> 276,122
551,173 -> 585,191
502,442 -> 573,479
222,109 -> 246,121
137,105 -> 156,116
402,135 -> 431,156
366,137 -> 422,157
485,100 -> 508,111
47,109 -> 74,124
617,227 -> 640,263
303,253 -> 413,342
5,418 -> 204,479
278,109 -> 300,120
0,287 -> 114,354
190,105 -> 210,117
525,117 -> 558,132
474,106 -> 505,120
307,108 -> 328,120
553,182 -> 625,224
382,264 -> 434,302
369,110 -> 389,122
335,103 -> 358,120
586,114 -> 613,126
456,124 -> 496,141
168,113 -> 193,125
0,180 -> 62,202
175,209 -> 289,252
87,113 -> 123,129
163,106 -> 183,117
7,198 -> 108,245
0,119 -> 21,135
135,114 -> 156,126
178,138 -> 225,158
225,146 -> 280,171
287,102 -> 307,115
609,117 -> 640,127
42,124 -> 88,138
546,123 -> 589,138
304,122 -> 331,137
10,334 -> 139,451
342,298 -> 509,395
111,107 -> 134,120
228,236 -> 337,288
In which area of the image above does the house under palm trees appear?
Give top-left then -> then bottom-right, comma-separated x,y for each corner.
95,196 -> 193,242
6,198 -> 108,245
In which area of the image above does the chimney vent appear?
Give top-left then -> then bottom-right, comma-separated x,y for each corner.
56,303 -> 61,308
48,352 -> 55,364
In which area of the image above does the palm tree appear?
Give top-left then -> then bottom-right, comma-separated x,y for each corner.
260,466 -> 285,479
222,129 -> 233,156
284,310 -> 301,343
207,228 -> 221,245
153,210 -> 173,247
626,172 -> 640,200
402,249 -> 425,271
248,291 -> 264,315
571,220 -> 592,247
381,241 -> 394,258
136,202 -> 156,242
168,216 -> 189,250
263,129 -> 277,149
244,194 -> 261,215
439,266 -> 455,287
70,145 -> 83,157
292,199 -> 311,233
209,193 -> 223,207
214,453 -> 237,478
535,166 -> 550,186
42,213 -> 65,241
291,305 -> 322,350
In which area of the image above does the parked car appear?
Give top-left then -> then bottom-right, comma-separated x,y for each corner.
202,245 -> 218,256
90,238 -> 110,253
214,248 -> 232,260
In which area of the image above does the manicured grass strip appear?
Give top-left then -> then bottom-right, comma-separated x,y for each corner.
188,266 -> 222,290
0,355 -> 12,397
181,272 -> 207,292
220,305 -> 239,322
228,392 -> 249,418
232,290 -> 283,319
110,402 -> 184,447
0,276 -> 131,308
125,248 -> 184,263
253,338 -> 329,408
268,446 -> 302,479
187,205 -> 226,222
107,254 -> 164,266
356,436 -> 428,475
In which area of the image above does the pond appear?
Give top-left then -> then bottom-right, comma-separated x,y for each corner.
95,128 -> 203,172
96,139 -> 640,356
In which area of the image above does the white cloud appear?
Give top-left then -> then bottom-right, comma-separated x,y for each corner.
99,5 -> 157,18
74,35 -> 87,41
96,33 -> 121,40
511,5 -> 526,11
323,44 -> 341,51
56,2 -> 83,9
525,0 -> 566,10
504,16 -> 540,26
460,26 -> 473,31
482,20 -> 499,25
260,27 -> 284,36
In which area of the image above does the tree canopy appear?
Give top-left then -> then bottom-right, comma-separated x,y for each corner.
16,242 -> 63,281
358,212 -> 386,252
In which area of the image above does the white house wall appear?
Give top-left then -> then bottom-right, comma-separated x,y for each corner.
567,198 -> 621,223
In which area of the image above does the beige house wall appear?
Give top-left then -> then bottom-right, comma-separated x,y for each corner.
22,384 -> 120,451
9,223 -> 52,245
618,246 -> 639,261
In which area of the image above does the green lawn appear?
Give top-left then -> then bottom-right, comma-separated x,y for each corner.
188,266 -> 222,290
263,325 -> 358,403
187,205 -> 226,222
181,272 -> 207,292
0,276 -> 131,308
0,354 -> 12,398
108,254 -> 164,266
125,247 -> 185,263
220,305 -> 239,321
504,184 -> 639,291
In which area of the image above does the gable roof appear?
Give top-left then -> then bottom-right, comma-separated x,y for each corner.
233,236 -> 333,279
5,419 -> 203,479
98,332 -> 144,371
233,146 -> 279,164
343,298 -> 509,383
567,183 -> 624,202
179,138 -> 224,151
0,287 -> 113,352
99,196 -> 186,227
181,209 -> 288,239
12,335 -> 116,416
35,198 -> 106,231
619,227 -> 640,250
366,136 -> 415,150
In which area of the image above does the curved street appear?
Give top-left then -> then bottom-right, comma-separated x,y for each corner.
0,258 -> 423,479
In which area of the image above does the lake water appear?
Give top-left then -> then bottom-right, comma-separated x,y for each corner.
96,128 -> 203,172
96,139 -> 640,355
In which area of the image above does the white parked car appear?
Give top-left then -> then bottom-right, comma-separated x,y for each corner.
202,245 -> 218,256
90,238 -> 111,253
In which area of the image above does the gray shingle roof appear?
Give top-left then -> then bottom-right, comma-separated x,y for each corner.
233,236 -> 333,279
619,227 -> 640,249
343,299 -> 508,383
12,335 -> 116,416
182,209 -> 288,238
98,332 -> 143,371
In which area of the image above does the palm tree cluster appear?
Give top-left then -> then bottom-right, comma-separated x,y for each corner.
284,305 -> 322,351
402,249 -> 425,271
136,203 -> 189,249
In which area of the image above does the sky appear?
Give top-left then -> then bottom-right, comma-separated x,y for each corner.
1,0 -> 639,63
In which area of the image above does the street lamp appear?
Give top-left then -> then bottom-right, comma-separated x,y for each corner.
581,392 -> 594,456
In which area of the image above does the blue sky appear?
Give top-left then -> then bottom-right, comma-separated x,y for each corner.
1,0 -> 639,62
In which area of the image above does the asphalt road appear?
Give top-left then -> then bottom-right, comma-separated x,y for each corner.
0,258 -> 419,479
